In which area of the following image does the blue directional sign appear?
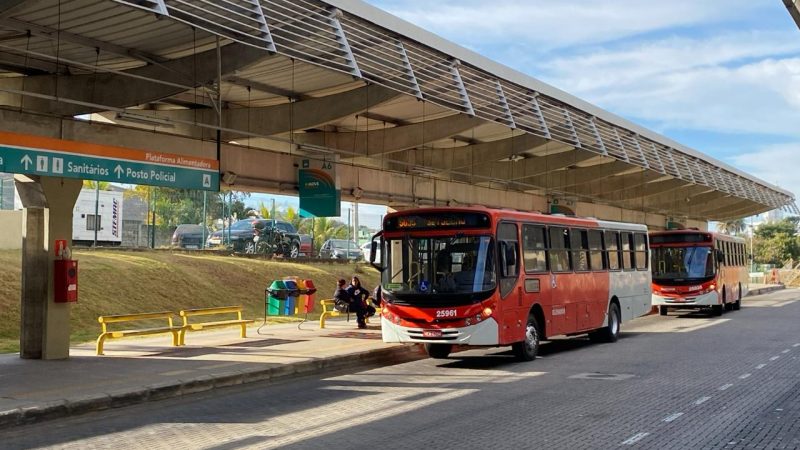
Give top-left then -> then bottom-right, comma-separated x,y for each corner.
0,132 -> 219,191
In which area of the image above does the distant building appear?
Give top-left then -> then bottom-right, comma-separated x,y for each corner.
0,173 -> 13,210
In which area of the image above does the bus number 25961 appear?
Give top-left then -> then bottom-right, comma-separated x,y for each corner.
436,309 -> 457,318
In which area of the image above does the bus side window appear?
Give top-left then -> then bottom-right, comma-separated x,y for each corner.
498,223 -> 519,298
605,230 -> 620,271
621,232 -> 634,271
549,227 -> 571,272
522,224 -> 547,273
588,229 -> 604,271
570,229 -> 590,272
634,233 -> 647,270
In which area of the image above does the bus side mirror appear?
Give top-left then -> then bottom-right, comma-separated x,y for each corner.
369,231 -> 384,272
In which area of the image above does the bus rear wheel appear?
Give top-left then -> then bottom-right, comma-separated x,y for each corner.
512,315 -> 540,361
590,302 -> 620,343
425,343 -> 452,359
733,284 -> 742,310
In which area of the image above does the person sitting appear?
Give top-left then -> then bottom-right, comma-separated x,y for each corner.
333,279 -> 352,313
346,276 -> 376,329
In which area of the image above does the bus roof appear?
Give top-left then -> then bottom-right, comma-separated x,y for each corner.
383,206 -> 648,232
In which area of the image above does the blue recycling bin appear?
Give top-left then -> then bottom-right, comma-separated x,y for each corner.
282,280 -> 300,315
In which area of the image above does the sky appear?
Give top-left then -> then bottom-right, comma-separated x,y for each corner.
360,0 -> 800,215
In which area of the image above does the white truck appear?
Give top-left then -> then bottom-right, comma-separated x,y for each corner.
72,189 -> 123,246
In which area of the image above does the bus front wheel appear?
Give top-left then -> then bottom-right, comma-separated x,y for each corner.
512,315 -> 540,361
590,302 -> 620,343
425,343 -> 452,359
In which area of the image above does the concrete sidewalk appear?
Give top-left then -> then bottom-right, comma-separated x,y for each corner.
0,318 -> 422,429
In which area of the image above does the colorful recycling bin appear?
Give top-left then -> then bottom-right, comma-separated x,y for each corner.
282,279 -> 299,315
300,279 -> 316,314
266,280 -> 287,316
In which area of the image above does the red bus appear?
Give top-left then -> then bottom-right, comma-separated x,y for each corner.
369,207 -> 652,360
650,230 -> 748,316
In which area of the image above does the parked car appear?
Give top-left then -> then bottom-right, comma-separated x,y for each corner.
361,241 -> 381,263
206,230 -> 223,247
298,234 -> 313,257
226,218 -> 302,257
171,224 -> 207,249
319,239 -> 363,260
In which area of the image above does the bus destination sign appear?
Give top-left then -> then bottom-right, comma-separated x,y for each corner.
385,212 -> 491,232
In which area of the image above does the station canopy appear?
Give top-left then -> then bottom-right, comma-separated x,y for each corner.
0,0 -> 795,221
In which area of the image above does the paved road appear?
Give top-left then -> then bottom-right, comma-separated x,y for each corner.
2,289 -> 798,449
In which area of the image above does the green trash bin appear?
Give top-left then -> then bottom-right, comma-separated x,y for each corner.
266,280 -> 288,316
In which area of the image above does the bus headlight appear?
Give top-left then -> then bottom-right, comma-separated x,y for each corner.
482,307 -> 493,318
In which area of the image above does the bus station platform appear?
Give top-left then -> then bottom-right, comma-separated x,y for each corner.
0,319 -> 423,430
0,284 -> 785,431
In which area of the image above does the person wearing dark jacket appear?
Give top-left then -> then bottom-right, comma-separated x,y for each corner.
346,276 -> 375,329
333,279 -> 352,313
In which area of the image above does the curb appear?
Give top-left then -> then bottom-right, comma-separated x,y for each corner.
0,344 -> 424,430
747,285 -> 785,297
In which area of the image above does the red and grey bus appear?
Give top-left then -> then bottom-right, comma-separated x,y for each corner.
368,207 -> 652,360
650,230 -> 748,316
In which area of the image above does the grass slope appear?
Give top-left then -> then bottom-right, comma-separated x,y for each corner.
0,249 -> 380,354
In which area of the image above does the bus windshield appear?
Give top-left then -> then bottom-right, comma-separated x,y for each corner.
651,246 -> 715,283
382,235 -> 496,297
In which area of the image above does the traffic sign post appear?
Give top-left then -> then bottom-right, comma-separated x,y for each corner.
0,132 -> 219,191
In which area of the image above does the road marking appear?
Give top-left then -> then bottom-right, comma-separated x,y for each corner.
718,383 -> 733,391
621,432 -> 650,445
199,362 -> 240,370
663,412 -> 684,422
739,373 -> 751,380
793,343 -> 800,347
160,369 -> 194,376
770,356 -> 780,361
781,349 -> 790,354
694,396 -> 711,405
756,364 -> 767,369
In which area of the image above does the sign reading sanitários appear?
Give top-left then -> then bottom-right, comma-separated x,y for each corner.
0,131 -> 219,191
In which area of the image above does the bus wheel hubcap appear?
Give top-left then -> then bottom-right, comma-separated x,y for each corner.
526,323 -> 537,351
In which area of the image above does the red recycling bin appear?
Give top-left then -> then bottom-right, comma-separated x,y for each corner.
301,279 -> 316,313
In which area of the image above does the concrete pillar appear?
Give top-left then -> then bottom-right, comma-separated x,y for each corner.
19,206 -> 47,359
16,175 -> 81,360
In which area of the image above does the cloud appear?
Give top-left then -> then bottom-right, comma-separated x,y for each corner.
730,144 -> 800,200
370,0 -> 762,50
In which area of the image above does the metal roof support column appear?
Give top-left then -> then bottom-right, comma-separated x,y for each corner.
530,93 -> 550,139
563,108 -> 580,148
396,40 -> 423,100
630,134 -> 649,169
251,0 -> 277,53
588,117 -> 608,157
330,9 -> 362,78
450,60 -> 475,116
612,128 -> 630,163
648,142 -> 667,175
112,0 -> 166,15
495,80 -> 516,128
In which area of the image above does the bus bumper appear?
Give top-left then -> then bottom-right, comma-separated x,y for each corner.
381,317 -> 500,346
652,290 -> 719,307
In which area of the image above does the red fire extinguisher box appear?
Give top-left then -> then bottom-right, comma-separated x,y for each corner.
54,259 -> 78,303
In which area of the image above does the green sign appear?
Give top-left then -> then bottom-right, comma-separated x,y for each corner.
0,133 -> 219,191
299,158 -> 340,217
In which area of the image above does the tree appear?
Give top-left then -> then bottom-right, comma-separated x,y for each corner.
82,180 -> 111,190
753,218 -> 800,265
311,217 -> 347,251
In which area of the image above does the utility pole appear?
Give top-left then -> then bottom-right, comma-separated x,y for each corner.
93,182 -> 99,247
202,190 -> 207,249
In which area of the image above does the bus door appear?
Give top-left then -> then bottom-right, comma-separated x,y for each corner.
548,226 -> 577,335
498,222 -> 523,344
